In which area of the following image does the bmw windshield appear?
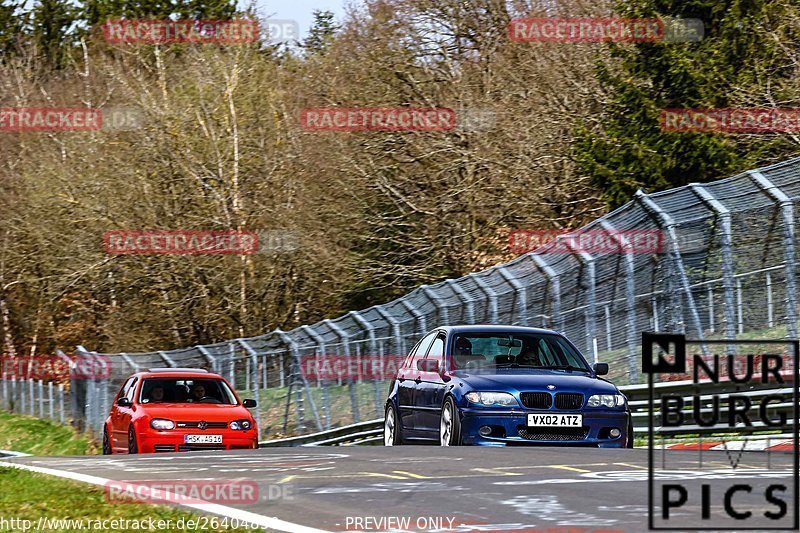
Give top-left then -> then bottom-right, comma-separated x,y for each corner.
451,332 -> 591,372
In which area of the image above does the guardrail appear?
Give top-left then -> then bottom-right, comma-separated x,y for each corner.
259,379 -> 795,446
622,378 -> 795,438
260,419 -> 383,447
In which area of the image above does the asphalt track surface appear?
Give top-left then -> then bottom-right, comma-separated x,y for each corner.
2,447 -> 797,532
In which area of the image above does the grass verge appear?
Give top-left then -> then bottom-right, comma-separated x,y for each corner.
0,412 -> 253,532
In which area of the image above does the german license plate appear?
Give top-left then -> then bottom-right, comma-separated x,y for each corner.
184,434 -> 222,444
527,413 -> 582,427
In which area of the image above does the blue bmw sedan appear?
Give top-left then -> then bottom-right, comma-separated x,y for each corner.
384,325 -> 632,447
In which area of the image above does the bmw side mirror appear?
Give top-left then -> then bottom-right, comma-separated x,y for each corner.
416,359 -> 439,372
242,399 -> 257,408
116,397 -> 131,407
593,362 -> 609,376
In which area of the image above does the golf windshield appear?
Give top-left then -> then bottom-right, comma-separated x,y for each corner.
139,378 -> 238,404
451,332 -> 591,371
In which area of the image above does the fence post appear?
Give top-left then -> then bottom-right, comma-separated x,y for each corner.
349,311 -> 383,418
11,376 -> 17,413
421,285 -> 450,325
401,300 -> 427,335
300,325 -> 331,430
708,286 -> 715,333
236,339 -> 262,440
58,383 -> 64,424
277,329 -> 322,433
228,343 -> 236,387
529,254 -> 562,331
1,372 -> 6,410
750,171 -> 798,339
48,381 -> 54,420
599,219 -> 638,382
690,184 -> 737,351
158,351 -> 176,367
636,191 -> 707,348
196,346 -> 218,374
38,379 -> 44,418
736,278 -> 744,334
470,273 -> 499,323
446,280 -> 475,324
497,267 -> 529,326
559,236 -> 596,359
324,319 -> 360,424
28,378 -> 34,416
767,272 -> 774,328
375,305 -> 404,357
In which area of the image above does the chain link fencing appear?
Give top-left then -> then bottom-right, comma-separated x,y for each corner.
3,157 -> 800,441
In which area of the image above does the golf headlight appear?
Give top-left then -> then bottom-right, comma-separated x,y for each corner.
230,419 -> 252,430
150,418 -> 175,430
587,394 -> 626,408
465,391 -> 518,407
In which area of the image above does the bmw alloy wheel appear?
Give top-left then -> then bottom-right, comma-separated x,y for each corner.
440,402 -> 453,446
384,407 -> 396,446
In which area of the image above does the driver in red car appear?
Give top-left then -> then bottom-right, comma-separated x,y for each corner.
190,383 -> 206,402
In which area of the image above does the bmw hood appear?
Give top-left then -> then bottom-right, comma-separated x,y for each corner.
453,370 -> 619,395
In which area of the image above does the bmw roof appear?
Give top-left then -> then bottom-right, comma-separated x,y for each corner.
433,325 -> 560,335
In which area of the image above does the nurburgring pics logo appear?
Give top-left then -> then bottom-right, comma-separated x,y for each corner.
643,333 -> 799,530
661,108 -> 800,133
101,19 -> 258,44
509,229 -> 665,255
300,108 -> 456,132
508,17 -> 704,43
104,230 -> 259,255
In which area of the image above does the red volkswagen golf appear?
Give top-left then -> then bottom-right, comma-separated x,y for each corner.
103,368 -> 259,454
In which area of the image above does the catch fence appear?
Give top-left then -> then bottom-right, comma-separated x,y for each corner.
4,157 -> 800,441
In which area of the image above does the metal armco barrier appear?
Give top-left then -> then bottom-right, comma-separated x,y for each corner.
5,157 -> 800,441
624,378 -> 795,438
259,379 -> 796,446
260,419 -> 383,447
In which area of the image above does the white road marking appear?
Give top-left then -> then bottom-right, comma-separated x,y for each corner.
0,461 -> 329,533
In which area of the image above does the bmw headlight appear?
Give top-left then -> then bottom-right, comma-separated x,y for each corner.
465,391 -> 518,407
150,418 -> 175,430
587,394 -> 626,408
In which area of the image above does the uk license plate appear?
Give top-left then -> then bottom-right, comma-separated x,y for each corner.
527,413 -> 582,427
184,434 -> 222,444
